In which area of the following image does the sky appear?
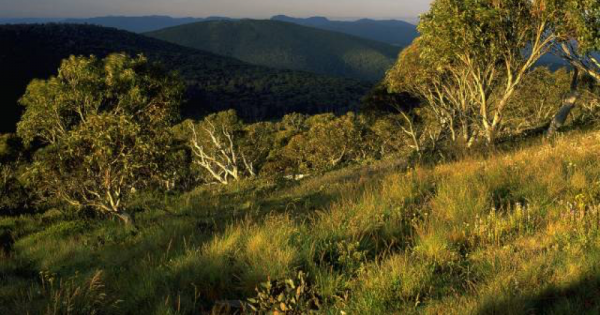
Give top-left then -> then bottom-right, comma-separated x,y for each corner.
0,0 -> 432,20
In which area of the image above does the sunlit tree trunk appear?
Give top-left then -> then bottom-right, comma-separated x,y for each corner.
547,69 -> 580,137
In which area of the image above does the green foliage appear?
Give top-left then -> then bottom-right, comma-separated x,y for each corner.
551,0 -> 600,81
418,0 -> 550,66
17,54 -> 183,219
553,0 -> 600,54
367,114 -> 409,157
246,271 -> 321,314
243,121 -> 278,176
0,134 -> 23,163
185,110 -> 276,184
315,239 -> 368,276
17,54 -> 182,146
0,164 -> 32,216
387,0 -> 564,144
504,67 -> 572,131
283,113 -> 370,172
183,110 -> 410,181
3,5 -> 600,314
0,135 -> 32,216
146,20 -> 401,81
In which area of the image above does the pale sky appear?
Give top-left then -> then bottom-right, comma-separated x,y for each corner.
0,0 -> 432,19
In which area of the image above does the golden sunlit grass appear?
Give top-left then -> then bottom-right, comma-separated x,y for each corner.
3,129 -> 600,314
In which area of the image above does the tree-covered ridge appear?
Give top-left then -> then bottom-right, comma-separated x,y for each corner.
145,19 -> 402,81
0,23 -> 371,133
62,16 -> 232,33
271,15 -> 419,46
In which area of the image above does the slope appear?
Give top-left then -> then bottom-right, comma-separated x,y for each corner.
271,15 -> 419,47
63,15 -> 233,33
0,16 -> 233,33
3,126 -> 600,314
0,24 -> 371,133
146,19 -> 402,81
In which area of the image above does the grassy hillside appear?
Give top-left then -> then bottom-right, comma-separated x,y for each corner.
146,20 -> 402,81
3,127 -> 600,314
0,24 -> 370,133
272,15 -> 419,47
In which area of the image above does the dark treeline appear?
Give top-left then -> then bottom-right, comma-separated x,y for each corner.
0,24 -> 371,133
0,53 -> 416,219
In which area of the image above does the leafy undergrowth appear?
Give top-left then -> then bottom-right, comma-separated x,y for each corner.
2,130 -> 600,314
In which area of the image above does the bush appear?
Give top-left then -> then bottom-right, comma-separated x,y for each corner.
246,271 -> 321,314
0,134 -> 23,163
282,113 -> 369,172
0,164 -> 32,216
181,110 -> 415,180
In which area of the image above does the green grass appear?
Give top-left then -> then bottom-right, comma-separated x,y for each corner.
2,131 -> 600,314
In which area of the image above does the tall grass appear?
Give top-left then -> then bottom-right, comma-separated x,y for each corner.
2,130 -> 600,314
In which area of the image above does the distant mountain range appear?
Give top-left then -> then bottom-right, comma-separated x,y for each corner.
0,16 -> 232,33
0,15 -> 420,46
271,15 -> 419,46
0,24 -> 371,133
146,20 -> 402,81
0,18 -> 64,24
64,16 -> 234,33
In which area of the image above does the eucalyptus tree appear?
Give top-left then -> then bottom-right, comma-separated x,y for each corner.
17,54 -> 184,224
405,0 -> 560,144
553,0 -> 600,82
187,110 -> 248,184
386,40 -> 476,147
543,0 -> 600,135
187,110 -> 275,184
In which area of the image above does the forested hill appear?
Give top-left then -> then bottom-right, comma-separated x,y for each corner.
0,16 -> 233,33
271,15 -> 419,47
63,16 -> 234,33
0,24 -> 371,133
146,20 -> 402,81
0,15 -> 420,46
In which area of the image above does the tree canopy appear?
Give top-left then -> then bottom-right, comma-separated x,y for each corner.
17,53 -> 184,223
552,0 -> 600,81
387,0 -> 562,144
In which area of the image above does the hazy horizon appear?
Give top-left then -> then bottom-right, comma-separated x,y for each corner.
0,0 -> 431,20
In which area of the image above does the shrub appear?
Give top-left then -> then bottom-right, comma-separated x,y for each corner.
0,163 -> 32,216
283,113 -> 369,172
246,271 -> 321,314
0,134 -> 23,163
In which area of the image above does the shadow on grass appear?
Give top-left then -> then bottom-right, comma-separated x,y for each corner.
146,157 -> 408,228
477,273 -> 600,315
0,158 -> 410,314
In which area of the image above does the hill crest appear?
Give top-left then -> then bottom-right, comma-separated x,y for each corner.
146,19 -> 402,81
